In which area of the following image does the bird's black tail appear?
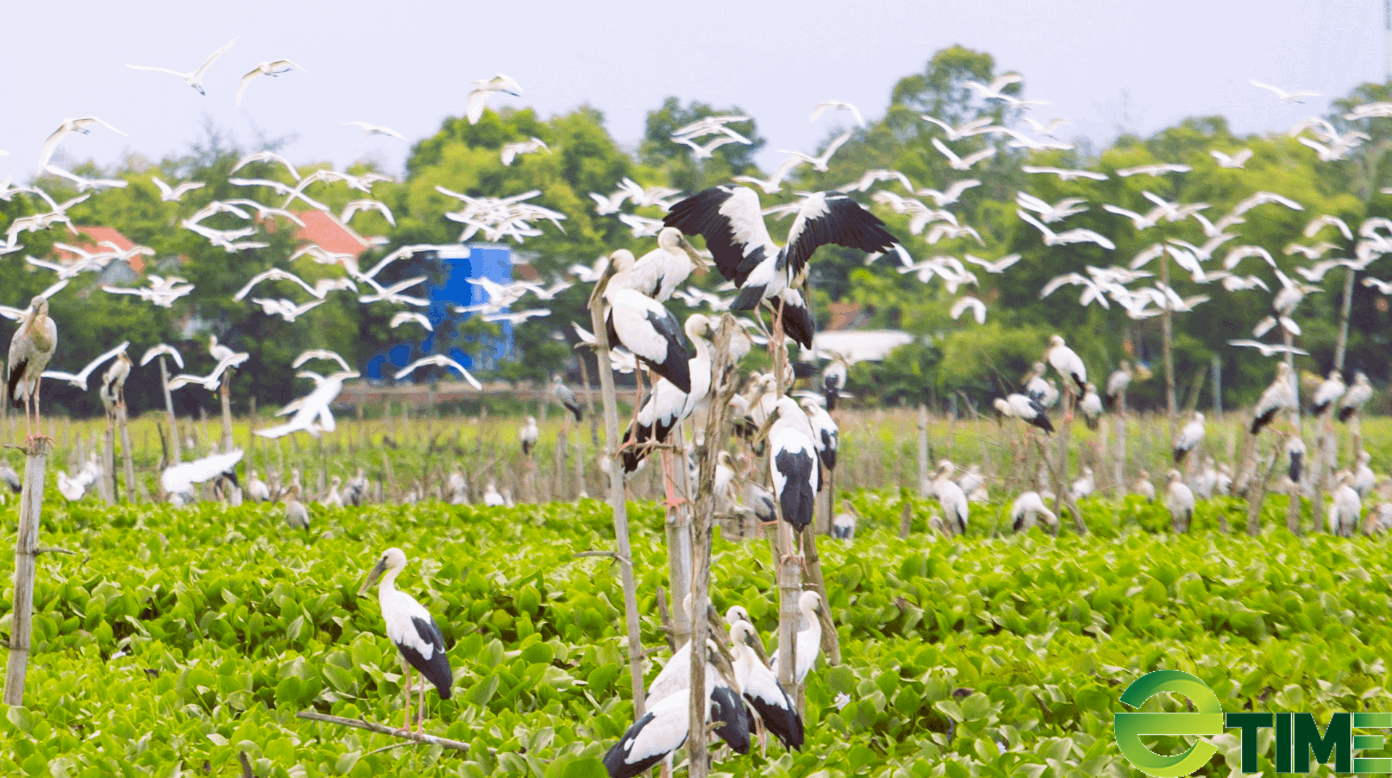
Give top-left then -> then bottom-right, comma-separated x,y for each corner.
824,389 -> 838,412
1339,406 -> 1356,423
7,359 -> 25,408
568,405 -> 583,422
1173,447 -> 1187,464
1085,415 -> 1097,432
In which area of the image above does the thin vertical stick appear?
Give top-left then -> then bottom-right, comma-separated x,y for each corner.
4,442 -> 48,704
160,356 -> 181,465
666,425 -> 693,644
587,271 -> 646,718
118,405 -> 136,503
102,410 -> 117,504
766,316 -> 803,711
1334,266 -> 1356,372
917,404 -> 929,496
220,370 -> 234,453
1160,256 -> 1177,444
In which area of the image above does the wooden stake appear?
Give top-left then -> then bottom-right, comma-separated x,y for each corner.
587,269 -> 646,718
160,355 -> 180,465
4,442 -> 49,704
118,404 -> 136,503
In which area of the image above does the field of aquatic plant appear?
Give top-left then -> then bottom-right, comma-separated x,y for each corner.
2,492 -> 1392,776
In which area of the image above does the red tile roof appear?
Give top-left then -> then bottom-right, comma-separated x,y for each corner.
294,211 -> 369,258
56,226 -> 146,272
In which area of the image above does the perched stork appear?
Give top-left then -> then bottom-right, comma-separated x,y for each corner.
359,548 -> 453,734
609,227 -> 709,302
932,460 -> 969,534
663,186 -> 897,348
603,642 -> 742,778
1311,370 -> 1346,416
552,374 -> 583,421
831,502 -> 856,540
1105,360 -> 1133,408
1286,436 -> 1306,484
1251,362 -> 1295,434
1166,470 -> 1194,533
8,296 -> 58,443
1132,470 -> 1155,503
958,464 -> 987,502
821,354 -> 848,411
1338,371 -> 1373,422
246,469 -> 271,502
619,315 -> 712,473
1070,466 -> 1095,500
1010,491 -> 1058,532
1173,412 -> 1206,463
483,481 -> 505,507
1025,362 -> 1051,404
769,591 -> 835,685
1327,471 -> 1361,537
729,620 -> 804,750
993,393 -> 1053,434
520,417 -> 538,456
285,483 -> 310,529
603,283 -> 691,393
1047,335 -> 1087,396
768,397 -> 819,531
1355,450 -> 1376,498
799,396 -> 839,473
1079,383 -> 1103,430
99,351 -> 132,412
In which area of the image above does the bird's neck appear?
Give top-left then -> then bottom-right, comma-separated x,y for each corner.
377,569 -> 401,599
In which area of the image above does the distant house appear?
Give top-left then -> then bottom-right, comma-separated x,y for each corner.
292,210 -> 371,259
55,226 -> 148,272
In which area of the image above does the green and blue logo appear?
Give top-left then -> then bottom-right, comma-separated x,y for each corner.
1115,670 -> 1392,776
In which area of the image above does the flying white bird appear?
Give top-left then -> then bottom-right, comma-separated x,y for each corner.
236,59 -> 307,107
466,73 -> 522,124
394,354 -> 483,390
162,449 -> 243,495
341,199 -> 395,227
930,137 -> 996,170
168,353 -> 249,392
140,344 -> 184,369
1250,80 -> 1319,103
42,341 -> 130,390
293,349 -> 352,373
963,73 -> 1023,101
920,115 -> 996,140
1017,210 -> 1115,250
949,295 -> 987,324
390,311 -> 433,331
1117,163 -> 1192,178
1210,148 -> 1253,168
500,137 -> 549,165
810,100 -> 866,127
341,121 -> 405,139
36,117 -> 127,173
126,37 -> 238,95
777,130 -> 853,172
1021,166 -> 1108,181
151,175 -> 205,202
230,151 -> 301,181
44,166 -> 127,192
965,253 -> 1021,274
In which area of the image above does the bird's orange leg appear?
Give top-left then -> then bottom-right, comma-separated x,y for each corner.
32,377 -> 53,448
416,676 -> 427,734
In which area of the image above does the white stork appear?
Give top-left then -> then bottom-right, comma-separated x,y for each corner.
1166,470 -> 1194,533
1287,437 -> 1307,484
246,469 -> 271,502
1070,466 -> 1095,500
729,620 -> 804,750
603,284 -> 691,394
8,296 -> 57,442
932,460 -> 969,534
1047,335 -> 1087,396
553,374 -> 583,421
609,227 -> 709,302
161,448 -> 243,496
520,416 -> 538,456
284,484 -> 310,529
1251,362 -> 1295,434
619,315 -> 712,474
1079,383 -> 1103,430
1132,470 -> 1155,503
43,341 -> 130,390
831,501 -> 857,540
769,590 -> 835,685
359,548 -> 453,734
1105,360 -> 1133,408
1355,450 -> 1376,498
1010,491 -> 1058,532
662,186 -> 897,348
768,396 -> 820,532
821,354 -> 848,411
483,481 -> 504,507
993,394 -> 1053,434
99,351 -> 132,412
1338,371 -> 1373,422
1173,412 -> 1206,463
1327,471 -> 1361,537
1311,370 -> 1346,416
799,396 -> 839,473
603,642 -> 744,778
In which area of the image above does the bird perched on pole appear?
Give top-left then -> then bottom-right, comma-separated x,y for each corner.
1251,362 -> 1296,434
552,374 -> 583,421
799,396 -> 839,473
99,351 -> 132,412
728,619 -> 804,751
1047,335 -> 1087,396
821,354 -> 848,411
1080,383 -> 1103,430
1166,470 -> 1194,533
8,296 -> 58,444
768,396 -> 820,532
1327,471 -> 1361,537
1286,436 -> 1307,484
602,279 -> 691,393
618,315 -> 713,473
1105,361 -> 1133,409
1173,412 -> 1206,463
1311,370 -> 1346,416
1337,371 -> 1373,422
993,393 -> 1053,434
358,548 -> 452,734
520,416 -> 538,456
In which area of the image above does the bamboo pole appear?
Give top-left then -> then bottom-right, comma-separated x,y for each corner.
118,405 -> 136,503
587,267 -> 646,717
159,355 -> 181,465
666,424 -> 693,645
765,315 -> 803,711
1160,256 -> 1177,443
1334,266 -> 1356,372
917,404 -> 929,496
1113,387 -> 1128,498
4,441 -> 49,704
220,370 -> 234,453
101,410 -> 117,504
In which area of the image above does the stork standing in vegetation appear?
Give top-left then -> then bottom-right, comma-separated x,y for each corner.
284,484 -> 309,529
994,393 -> 1053,434
1166,470 -> 1194,533
1338,371 -> 1373,422
1173,412 -> 1206,464
1047,335 -> 1087,398
729,619 -> 804,751
1327,471 -> 1361,536
1079,383 -> 1102,430
769,590 -> 835,685
1105,361 -> 1132,408
932,461 -> 969,533
359,548 -> 452,734
8,296 -> 57,444
1311,370 -> 1346,416
619,314 -> 712,474
520,416 -> 538,456
1010,491 -> 1057,532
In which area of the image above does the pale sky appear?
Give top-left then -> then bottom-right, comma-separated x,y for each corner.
0,0 -> 1382,182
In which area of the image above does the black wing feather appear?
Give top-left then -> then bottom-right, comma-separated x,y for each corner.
603,712 -> 670,778
7,358 -> 27,408
783,196 -> 896,282
663,187 -> 749,283
775,449 -> 817,531
710,684 -> 751,754
644,308 -> 691,393
399,616 -> 453,699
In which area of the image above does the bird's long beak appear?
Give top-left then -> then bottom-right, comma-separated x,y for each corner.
742,624 -> 770,667
708,642 -> 740,694
586,261 -> 618,309
358,557 -> 387,597
678,235 -> 710,272
817,600 -> 837,651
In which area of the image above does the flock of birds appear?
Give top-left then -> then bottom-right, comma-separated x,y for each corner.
5,51 -> 1392,774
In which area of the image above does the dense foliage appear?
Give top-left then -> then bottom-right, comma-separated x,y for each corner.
2,493 -> 1391,776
